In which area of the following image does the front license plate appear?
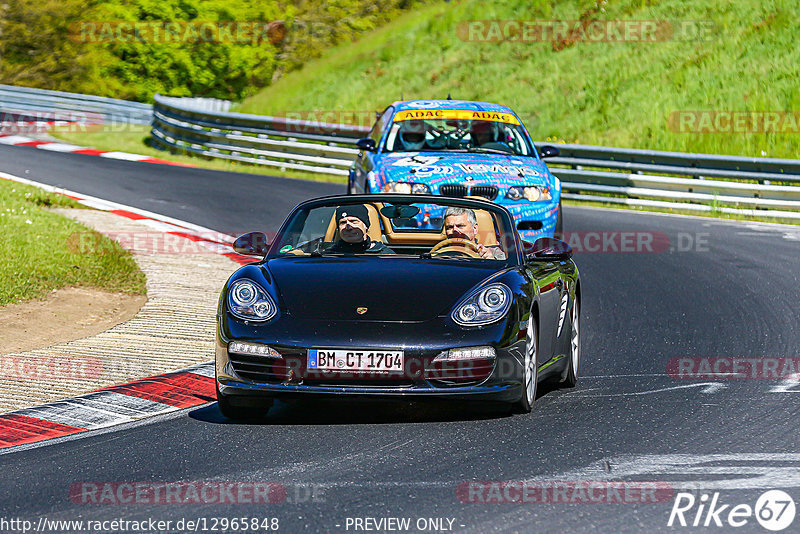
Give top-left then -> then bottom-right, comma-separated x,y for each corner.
307,349 -> 404,373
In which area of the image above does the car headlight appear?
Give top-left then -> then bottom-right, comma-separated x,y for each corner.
381,182 -> 431,194
227,279 -> 277,322
452,283 -> 512,327
505,186 -> 551,201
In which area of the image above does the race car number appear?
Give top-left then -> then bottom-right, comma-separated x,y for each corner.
308,349 -> 403,372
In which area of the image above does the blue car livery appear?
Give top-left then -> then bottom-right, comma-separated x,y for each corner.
349,99 -> 562,241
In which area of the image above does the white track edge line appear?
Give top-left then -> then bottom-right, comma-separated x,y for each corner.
0,171 -> 233,240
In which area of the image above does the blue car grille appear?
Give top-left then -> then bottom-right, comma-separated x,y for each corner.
470,185 -> 499,201
438,184 -> 498,201
439,184 -> 469,198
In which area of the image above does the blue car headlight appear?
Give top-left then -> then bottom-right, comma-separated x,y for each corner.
452,283 -> 512,327
381,182 -> 431,194
505,186 -> 551,202
227,279 -> 277,322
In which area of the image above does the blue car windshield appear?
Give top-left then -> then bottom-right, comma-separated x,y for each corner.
383,117 -> 533,156
270,198 -> 518,263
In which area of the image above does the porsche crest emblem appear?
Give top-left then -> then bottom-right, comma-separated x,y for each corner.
356,307 -> 368,315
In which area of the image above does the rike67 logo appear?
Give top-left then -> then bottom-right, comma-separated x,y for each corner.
668,490 -> 796,531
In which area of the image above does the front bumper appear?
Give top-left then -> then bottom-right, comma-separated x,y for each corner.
216,315 -> 526,404
217,380 -> 521,403
423,182 -> 560,241
501,199 -> 560,241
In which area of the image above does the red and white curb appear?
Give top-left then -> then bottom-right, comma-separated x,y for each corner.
0,171 -> 252,266
0,132 -> 196,167
0,362 -> 215,450
0,171 -> 260,450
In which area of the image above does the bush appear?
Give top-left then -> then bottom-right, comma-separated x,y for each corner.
0,0 -> 425,102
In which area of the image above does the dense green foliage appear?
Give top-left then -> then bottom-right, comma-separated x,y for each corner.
0,0 -> 422,101
237,0 -> 800,158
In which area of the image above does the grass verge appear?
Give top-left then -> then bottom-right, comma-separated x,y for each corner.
237,0 -> 800,159
0,178 -> 147,306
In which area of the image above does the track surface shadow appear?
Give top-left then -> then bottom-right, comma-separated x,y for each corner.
189,383 -> 564,426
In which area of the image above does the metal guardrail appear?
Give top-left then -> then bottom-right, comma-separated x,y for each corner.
3,84 -> 796,219
0,84 -> 152,125
151,94 -> 800,219
546,144 -> 800,219
152,94 -> 366,176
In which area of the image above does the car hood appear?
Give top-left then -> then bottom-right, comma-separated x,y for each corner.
377,152 -> 550,188
265,257 -> 501,322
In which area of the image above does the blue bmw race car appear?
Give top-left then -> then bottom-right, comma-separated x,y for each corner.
349,99 -> 562,240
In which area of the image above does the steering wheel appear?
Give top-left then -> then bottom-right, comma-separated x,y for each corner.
428,126 -> 471,149
430,238 -> 481,258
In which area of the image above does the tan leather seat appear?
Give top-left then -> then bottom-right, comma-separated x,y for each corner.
473,209 -> 499,246
324,204 -> 384,242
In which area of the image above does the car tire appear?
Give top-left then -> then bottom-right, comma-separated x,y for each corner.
562,298 -> 580,388
554,200 -> 564,239
217,389 -> 273,420
513,316 -> 539,413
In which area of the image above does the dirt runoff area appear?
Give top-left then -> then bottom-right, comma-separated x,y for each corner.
0,287 -> 146,355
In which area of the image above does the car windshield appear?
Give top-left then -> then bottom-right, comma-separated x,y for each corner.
383,112 -> 533,156
270,197 -> 518,263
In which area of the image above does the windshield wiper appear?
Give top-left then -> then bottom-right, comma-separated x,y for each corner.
468,147 -> 516,155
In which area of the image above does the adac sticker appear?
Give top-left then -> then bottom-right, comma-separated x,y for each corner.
393,109 -> 520,125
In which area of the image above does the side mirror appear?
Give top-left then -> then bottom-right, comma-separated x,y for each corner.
538,145 -> 560,159
356,138 -> 377,152
524,237 -> 572,262
232,232 -> 270,256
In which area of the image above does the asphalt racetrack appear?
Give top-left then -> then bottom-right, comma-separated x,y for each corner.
1,144 -> 799,533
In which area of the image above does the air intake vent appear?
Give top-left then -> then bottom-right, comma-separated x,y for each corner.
517,220 -> 543,231
439,184 -> 468,198
469,185 -> 499,200
229,353 -> 291,383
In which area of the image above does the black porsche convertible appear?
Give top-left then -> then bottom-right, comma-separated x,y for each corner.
215,194 -> 580,419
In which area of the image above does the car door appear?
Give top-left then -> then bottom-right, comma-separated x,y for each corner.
554,258 -> 578,354
525,261 -> 562,366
